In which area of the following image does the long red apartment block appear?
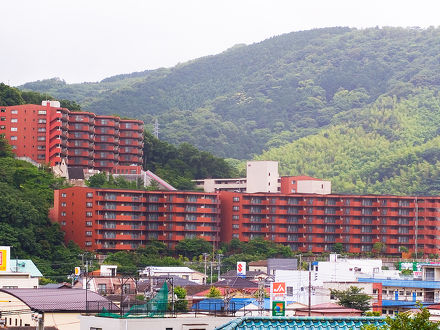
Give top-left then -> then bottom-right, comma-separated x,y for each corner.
0,103 -> 143,171
51,187 -> 440,256
219,191 -> 440,255
51,187 -> 221,251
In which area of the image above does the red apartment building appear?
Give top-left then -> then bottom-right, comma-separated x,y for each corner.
51,186 -> 221,251
220,191 -> 440,256
51,186 -> 440,256
0,101 -> 143,171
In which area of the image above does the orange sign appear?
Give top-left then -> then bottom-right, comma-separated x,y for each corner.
0,247 -> 9,272
272,282 -> 286,294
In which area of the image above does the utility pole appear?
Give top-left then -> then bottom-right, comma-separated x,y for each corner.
203,253 -> 209,284
210,259 -> 213,284
217,254 -> 223,280
308,262 -> 311,317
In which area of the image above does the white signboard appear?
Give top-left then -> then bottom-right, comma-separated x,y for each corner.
237,261 -> 246,277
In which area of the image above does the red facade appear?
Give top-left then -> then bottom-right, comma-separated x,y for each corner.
0,103 -> 143,171
51,187 -> 440,256
220,191 -> 440,256
52,187 -> 221,252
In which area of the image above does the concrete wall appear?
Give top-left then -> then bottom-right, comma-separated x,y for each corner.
297,180 -> 331,194
246,161 -> 279,193
80,315 -> 235,330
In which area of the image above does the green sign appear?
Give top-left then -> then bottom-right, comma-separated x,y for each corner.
272,301 -> 285,316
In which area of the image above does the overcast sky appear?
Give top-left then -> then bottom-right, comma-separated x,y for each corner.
1,0 -> 439,86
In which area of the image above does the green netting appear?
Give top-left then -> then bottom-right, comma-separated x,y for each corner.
98,282 -> 169,318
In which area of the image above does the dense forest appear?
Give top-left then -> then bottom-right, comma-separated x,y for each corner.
16,26 -> 440,195
0,137 -> 82,279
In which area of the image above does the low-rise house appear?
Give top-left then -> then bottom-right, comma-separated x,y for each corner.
140,266 -> 207,285
0,288 -> 118,330
295,302 -> 363,317
220,270 -> 268,282
247,258 -> 298,276
0,259 -> 43,289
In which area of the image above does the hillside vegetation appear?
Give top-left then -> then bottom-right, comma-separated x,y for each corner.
18,27 -> 440,194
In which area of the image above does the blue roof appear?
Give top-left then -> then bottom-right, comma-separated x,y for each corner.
381,300 -> 436,308
215,316 -> 387,330
192,298 -> 295,312
358,278 -> 440,289
9,260 -> 43,277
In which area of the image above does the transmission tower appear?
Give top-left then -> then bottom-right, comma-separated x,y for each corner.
153,118 -> 159,139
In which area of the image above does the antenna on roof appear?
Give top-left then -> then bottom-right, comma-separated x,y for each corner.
153,118 -> 159,139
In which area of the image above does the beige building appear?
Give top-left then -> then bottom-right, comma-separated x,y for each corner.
140,266 -> 207,285
0,288 -> 117,330
194,161 -> 331,194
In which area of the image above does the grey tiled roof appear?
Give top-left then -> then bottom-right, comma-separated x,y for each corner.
0,288 -> 118,312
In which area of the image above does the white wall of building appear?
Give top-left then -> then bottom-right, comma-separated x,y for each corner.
80,315 -> 235,330
297,180 -> 331,194
246,161 -> 279,193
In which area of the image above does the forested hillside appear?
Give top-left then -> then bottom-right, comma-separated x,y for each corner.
258,89 -> 440,195
20,27 -> 440,159
0,137 -> 82,279
18,27 -> 440,194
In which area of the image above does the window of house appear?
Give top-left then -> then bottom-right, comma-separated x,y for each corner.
37,136 -> 46,141
232,224 -> 239,229
10,127 -> 17,131
86,221 -> 93,226
61,212 -> 66,216
233,197 -> 240,202
86,231 -> 92,236
61,202 -> 66,207
11,118 -> 18,123
11,110 -> 18,114
10,136 -> 17,140
61,221 -> 66,226
86,202 -> 93,207
232,215 -> 239,220
232,206 -> 240,211
86,192 -> 93,198
86,212 -> 93,217
61,193 -> 67,197
85,241 -> 92,246
0,117 -> 5,121
38,110 -> 46,115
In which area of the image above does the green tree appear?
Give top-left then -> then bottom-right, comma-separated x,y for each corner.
207,286 -> 221,298
332,243 -> 345,254
175,238 -> 213,259
174,286 -> 188,312
330,286 -> 371,312
362,303 -> 440,330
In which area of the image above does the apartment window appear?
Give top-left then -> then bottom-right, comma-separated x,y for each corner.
11,110 -> 18,114
61,202 -> 66,207
37,145 -> 45,150
37,136 -> 46,141
61,212 -> 66,216
86,192 -> 93,198
38,110 -> 46,115
10,127 -> 17,131
232,215 -> 239,220
11,118 -> 18,123
232,233 -> 239,238
11,145 -> 16,149
0,117 -> 5,121
38,119 -> 46,123
232,224 -> 240,229
10,136 -> 17,140
61,193 -> 67,197
37,127 -> 46,132
37,154 -> 45,159
0,108 -> 5,112
232,206 -> 240,211
61,221 -> 66,226
86,221 -> 93,226
0,125 -> 5,129
86,212 -> 93,217
233,197 -> 240,202
86,202 -> 93,207
85,241 -> 92,246
86,231 -> 92,236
